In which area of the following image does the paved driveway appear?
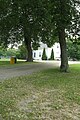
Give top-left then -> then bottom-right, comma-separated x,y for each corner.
0,61 -> 60,81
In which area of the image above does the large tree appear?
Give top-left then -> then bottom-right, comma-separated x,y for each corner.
1,0 -> 59,62
0,0 -> 50,61
0,0 -> 79,72
48,0 -> 78,72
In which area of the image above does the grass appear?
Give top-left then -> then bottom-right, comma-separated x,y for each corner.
0,64 -> 80,119
0,58 -> 26,65
0,59 -> 37,67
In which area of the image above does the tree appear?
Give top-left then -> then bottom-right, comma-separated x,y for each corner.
67,41 -> 80,60
18,44 -> 28,59
48,0 -> 78,72
42,48 -> 47,60
0,0 -> 79,72
49,49 -> 54,60
6,49 -> 17,57
0,46 -> 6,57
0,0 -> 52,62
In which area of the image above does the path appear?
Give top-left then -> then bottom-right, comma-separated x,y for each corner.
0,61 -> 60,81
0,60 -> 80,81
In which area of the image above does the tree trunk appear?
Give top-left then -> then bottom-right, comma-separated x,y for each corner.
24,36 -> 33,62
58,28 -> 69,72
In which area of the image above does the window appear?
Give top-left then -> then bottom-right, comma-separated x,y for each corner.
57,45 -> 59,48
39,52 -> 41,57
34,52 -> 36,57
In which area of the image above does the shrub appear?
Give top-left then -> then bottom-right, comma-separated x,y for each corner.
42,48 -> 47,60
49,49 -> 54,60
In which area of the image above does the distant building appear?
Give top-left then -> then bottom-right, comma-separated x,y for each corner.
33,42 -> 61,60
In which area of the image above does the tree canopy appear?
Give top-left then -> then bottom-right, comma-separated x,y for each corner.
0,0 -> 80,71
0,0 -> 53,61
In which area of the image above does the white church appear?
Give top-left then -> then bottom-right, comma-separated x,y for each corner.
33,42 -> 61,60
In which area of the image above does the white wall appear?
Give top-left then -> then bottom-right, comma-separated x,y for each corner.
53,43 -> 61,60
33,42 -> 61,60
33,50 -> 43,60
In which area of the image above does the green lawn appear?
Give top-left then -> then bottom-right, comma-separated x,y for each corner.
0,58 -> 26,65
0,64 -> 80,120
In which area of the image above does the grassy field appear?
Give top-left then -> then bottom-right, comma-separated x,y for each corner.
0,58 -> 26,65
0,64 -> 80,120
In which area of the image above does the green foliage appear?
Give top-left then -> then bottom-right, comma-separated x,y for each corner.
0,0 -> 56,48
18,44 -> 27,59
0,46 -> 6,57
32,41 -> 40,50
49,49 -> 54,60
0,0 -> 55,61
6,49 -> 17,57
0,44 -> 27,59
6,45 -> 27,59
0,0 -> 79,66
67,42 -> 80,60
42,48 -> 47,60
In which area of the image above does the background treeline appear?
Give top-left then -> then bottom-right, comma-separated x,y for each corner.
1,41 -> 80,61
0,45 -> 27,59
67,42 -> 80,61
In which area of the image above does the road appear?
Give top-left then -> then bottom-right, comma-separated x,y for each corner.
0,61 -> 60,81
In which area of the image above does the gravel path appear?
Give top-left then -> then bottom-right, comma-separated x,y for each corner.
0,61 -> 60,81
0,60 -> 80,81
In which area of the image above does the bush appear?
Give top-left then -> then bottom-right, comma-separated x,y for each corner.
49,49 -> 54,60
42,48 -> 47,60
67,42 -> 80,60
